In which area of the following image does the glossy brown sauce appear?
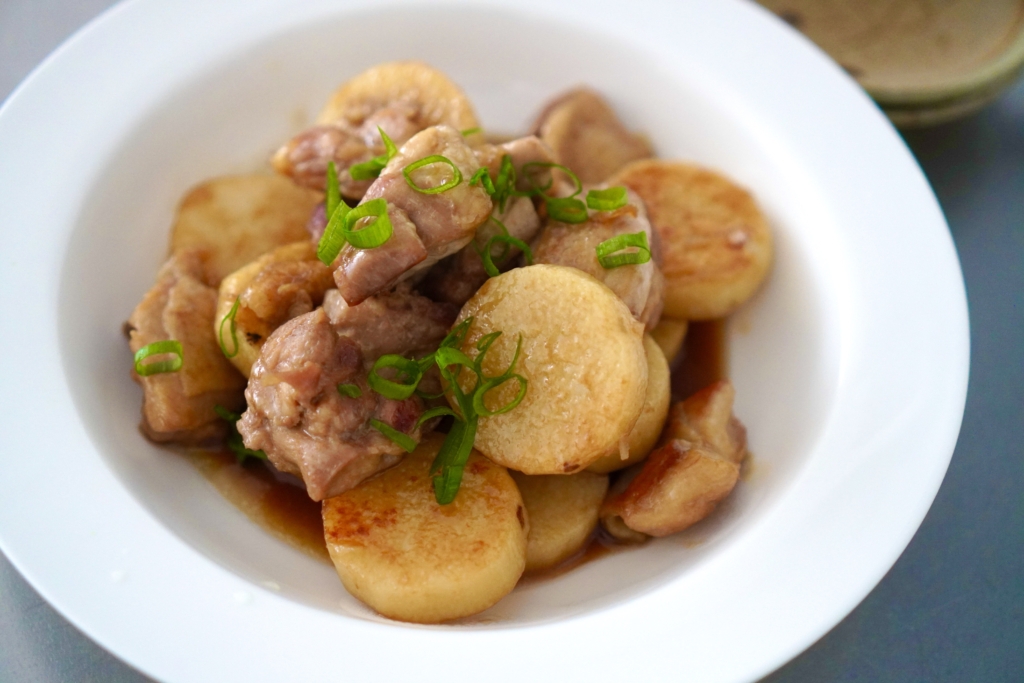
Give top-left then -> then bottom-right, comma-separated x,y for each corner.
186,318 -> 728,574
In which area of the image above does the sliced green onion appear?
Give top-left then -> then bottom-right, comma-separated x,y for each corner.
545,196 -> 588,223
469,167 -> 496,195
316,191 -> 353,265
402,155 -> 463,194
461,127 -> 482,137
349,127 -> 399,180
337,383 -> 362,398
214,405 -> 267,463
493,154 -> 516,211
430,417 -> 478,505
369,419 -> 417,453
415,406 -> 459,429
325,160 -> 341,219
473,374 -> 528,417
134,340 -> 183,376
218,297 -> 241,358
586,186 -> 628,211
480,234 -> 534,277
342,198 -> 392,249
596,231 -> 652,268
521,161 -> 582,198
440,318 -> 473,349
368,354 -> 424,399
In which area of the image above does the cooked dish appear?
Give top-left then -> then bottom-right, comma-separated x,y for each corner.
125,62 -> 773,623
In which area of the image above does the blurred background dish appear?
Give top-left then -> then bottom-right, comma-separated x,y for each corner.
758,0 -> 1024,126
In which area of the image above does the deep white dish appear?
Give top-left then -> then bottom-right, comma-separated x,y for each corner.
0,0 -> 969,681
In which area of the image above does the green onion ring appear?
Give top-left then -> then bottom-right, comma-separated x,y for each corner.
521,161 -> 582,197
415,406 -> 459,429
134,340 -> 183,376
336,383 -> 362,398
469,167 -> 496,195
218,297 -> 241,358
430,418 -> 479,504
342,198 -> 393,249
369,419 -> 417,453
325,160 -> 341,219
349,127 -> 399,180
316,194 -> 352,265
596,231 -> 652,268
480,234 -> 534,277
368,354 -> 424,399
402,155 -> 463,194
586,186 -> 628,211
473,374 -> 528,417
545,196 -> 589,223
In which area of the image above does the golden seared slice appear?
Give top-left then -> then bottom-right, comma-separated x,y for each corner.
453,265 -> 648,475
322,434 -> 527,624
316,61 -> 481,139
511,471 -> 608,572
214,242 -> 333,378
611,160 -> 773,320
600,380 -> 747,537
533,88 -> 652,183
650,316 -> 688,364
170,174 -> 320,287
588,335 -> 670,474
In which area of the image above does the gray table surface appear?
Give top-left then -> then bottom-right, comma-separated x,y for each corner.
2,2 -> 1022,681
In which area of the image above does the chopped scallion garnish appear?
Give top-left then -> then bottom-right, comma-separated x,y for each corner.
461,127 -> 482,137
337,383 -> 362,398
403,155 -> 463,194
586,186 -> 628,211
214,405 -> 267,463
469,167 -> 496,195
218,297 -> 241,358
480,234 -> 534,277
342,198 -> 393,249
596,231 -> 652,268
545,196 -> 589,223
134,340 -> 183,376
521,161 -> 582,198
368,354 -> 424,400
369,419 -> 417,453
316,163 -> 352,265
349,127 -> 399,180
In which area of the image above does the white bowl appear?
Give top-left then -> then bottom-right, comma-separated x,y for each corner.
0,0 -> 968,681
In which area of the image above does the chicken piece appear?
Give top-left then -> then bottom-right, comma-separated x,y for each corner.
533,188 -> 664,328
215,241 -> 335,378
127,250 -> 246,443
599,380 -> 747,538
239,289 -> 456,501
272,103 -> 421,200
332,125 -> 493,304
322,287 -> 457,360
418,136 -> 555,305
332,203 -> 428,304
533,88 -> 652,184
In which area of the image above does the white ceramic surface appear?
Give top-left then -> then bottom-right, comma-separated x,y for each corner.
0,0 -> 968,681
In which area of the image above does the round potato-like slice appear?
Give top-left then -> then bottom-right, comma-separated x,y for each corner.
611,160 -> 773,320
452,265 -> 647,474
215,242 -> 333,378
650,316 -> 688,364
170,174 -> 321,287
534,88 -> 652,183
322,434 -> 527,623
511,471 -> 608,572
316,61 -> 481,140
588,335 -> 670,474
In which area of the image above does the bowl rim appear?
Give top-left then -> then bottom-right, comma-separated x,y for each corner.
0,0 -> 970,681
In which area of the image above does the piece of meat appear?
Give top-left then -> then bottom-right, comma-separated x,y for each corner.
474,135 -> 573,197
272,102 -> 422,200
332,203 -> 428,304
418,136 -> 555,305
239,289 -> 456,501
420,196 -> 541,306
127,250 -> 246,444
322,287 -> 457,360
599,380 -> 747,538
533,188 -> 664,329
332,125 -> 492,304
